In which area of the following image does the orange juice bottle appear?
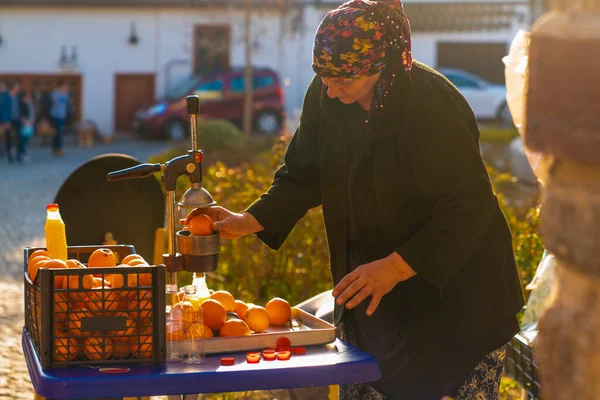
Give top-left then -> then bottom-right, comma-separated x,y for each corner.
44,203 -> 68,261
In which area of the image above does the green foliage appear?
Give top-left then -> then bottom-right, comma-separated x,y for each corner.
486,166 -> 544,294
479,126 -> 520,144
197,119 -> 243,152
150,136 -> 544,308
499,376 -> 524,399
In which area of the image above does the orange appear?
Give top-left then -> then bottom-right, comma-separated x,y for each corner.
110,312 -> 137,342
54,292 -> 69,323
127,258 -> 148,267
28,249 -> 52,263
68,308 -> 92,337
244,306 -> 270,333
112,341 -> 133,359
128,290 -> 152,319
71,300 -> 88,310
188,214 -> 214,236
54,331 -> 79,362
65,259 -> 85,269
121,254 -> 144,264
92,277 -> 104,288
87,248 -> 116,268
63,274 -> 94,302
219,319 -> 251,337
188,322 -> 213,339
265,297 -> 292,326
201,299 -> 227,330
27,255 -> 51,282
42,259 -> 68,288
83,337 -> 113,361
126,272 -> 139,288
210,290 -> 236,312
234,300 -> 249,321
108,273 -> 124,288
166,321 -> 184,341
87,288 -> 123,313
138,272 -> 152,287
134,326 -> 153,358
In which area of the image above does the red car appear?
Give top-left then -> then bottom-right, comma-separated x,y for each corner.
134,67 -> 285,140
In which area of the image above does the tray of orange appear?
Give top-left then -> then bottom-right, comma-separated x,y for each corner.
168,290 -> 336,355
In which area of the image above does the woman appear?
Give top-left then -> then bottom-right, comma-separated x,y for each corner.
186,1 -> 524,398
19,92 -> 36,163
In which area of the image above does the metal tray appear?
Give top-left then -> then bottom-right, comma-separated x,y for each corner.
172,307 -> 336,355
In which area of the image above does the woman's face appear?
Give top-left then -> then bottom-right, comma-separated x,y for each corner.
321,72 -> 381,105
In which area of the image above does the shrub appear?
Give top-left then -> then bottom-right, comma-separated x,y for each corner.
197,119 -> 243,152
479,126 -> 520,144
487,165 -> 544,295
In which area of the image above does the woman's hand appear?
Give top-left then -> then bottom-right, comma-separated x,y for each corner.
180,206 -> 264,240
332,252 -> 417,315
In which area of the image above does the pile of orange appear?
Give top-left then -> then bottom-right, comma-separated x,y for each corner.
27,248 -> 157,362
167,288 -> 293,341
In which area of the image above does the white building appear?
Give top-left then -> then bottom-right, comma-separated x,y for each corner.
0,0 -> 530,138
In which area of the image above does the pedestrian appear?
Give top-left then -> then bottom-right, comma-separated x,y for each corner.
6,82 -> 22,163
19,92 -> 36,163
184,0 -> 524,398
0,81 -> 10,158
50,82 -> 70,156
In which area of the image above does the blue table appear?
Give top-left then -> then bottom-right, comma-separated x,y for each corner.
23,329 -> 381,399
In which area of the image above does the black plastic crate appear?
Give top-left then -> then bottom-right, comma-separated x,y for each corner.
504,334 -> 540,399
24,245 -> 166,369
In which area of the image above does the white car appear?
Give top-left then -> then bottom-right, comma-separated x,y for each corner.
439,68 -> 512,125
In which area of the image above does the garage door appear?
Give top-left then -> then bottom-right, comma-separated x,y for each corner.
437,42 -> 508,84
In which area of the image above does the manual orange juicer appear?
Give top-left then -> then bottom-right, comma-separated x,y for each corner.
106,95 -> 220,291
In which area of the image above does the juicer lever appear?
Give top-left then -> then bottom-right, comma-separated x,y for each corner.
107,163 -> 163,182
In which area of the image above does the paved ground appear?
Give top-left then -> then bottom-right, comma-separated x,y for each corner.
0,135 -> 170,399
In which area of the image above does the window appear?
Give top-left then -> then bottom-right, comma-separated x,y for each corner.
193,79 -> 224,101
446,74 -> 480,89
193,25 -> 230,75
166,76 -> 201,100
230,76 -> 275,93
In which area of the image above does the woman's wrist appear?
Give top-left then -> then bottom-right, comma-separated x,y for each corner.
242,212 -> 264,233
387,252 -> 417,283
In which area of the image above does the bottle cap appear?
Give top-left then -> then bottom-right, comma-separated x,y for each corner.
183,285 -> 197,294
46,203 -> 59,211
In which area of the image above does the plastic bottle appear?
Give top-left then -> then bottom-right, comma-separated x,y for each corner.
192,273 -> 211,303
44,204 -> 68,261
166,283 -> 183,361
182,285 -> 205,364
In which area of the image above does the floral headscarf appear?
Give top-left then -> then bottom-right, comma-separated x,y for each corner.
313,0 -> 412,115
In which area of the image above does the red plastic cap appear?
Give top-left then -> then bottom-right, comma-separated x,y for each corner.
47,203 -> 59,211
291,347 -> 306,355
246,352 -> 261,364
262,349 -> 277,361
276,336 -> 291,350
220,357 -> 235,366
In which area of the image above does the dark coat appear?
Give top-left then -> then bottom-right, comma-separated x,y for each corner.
246,61 -> 525,392
0,91 -> 10,123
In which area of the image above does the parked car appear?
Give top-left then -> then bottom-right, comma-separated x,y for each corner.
439,68 -> 512,125
134,67 -> 285,140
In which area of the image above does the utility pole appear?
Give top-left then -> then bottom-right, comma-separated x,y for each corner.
243,0 -> 254,138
